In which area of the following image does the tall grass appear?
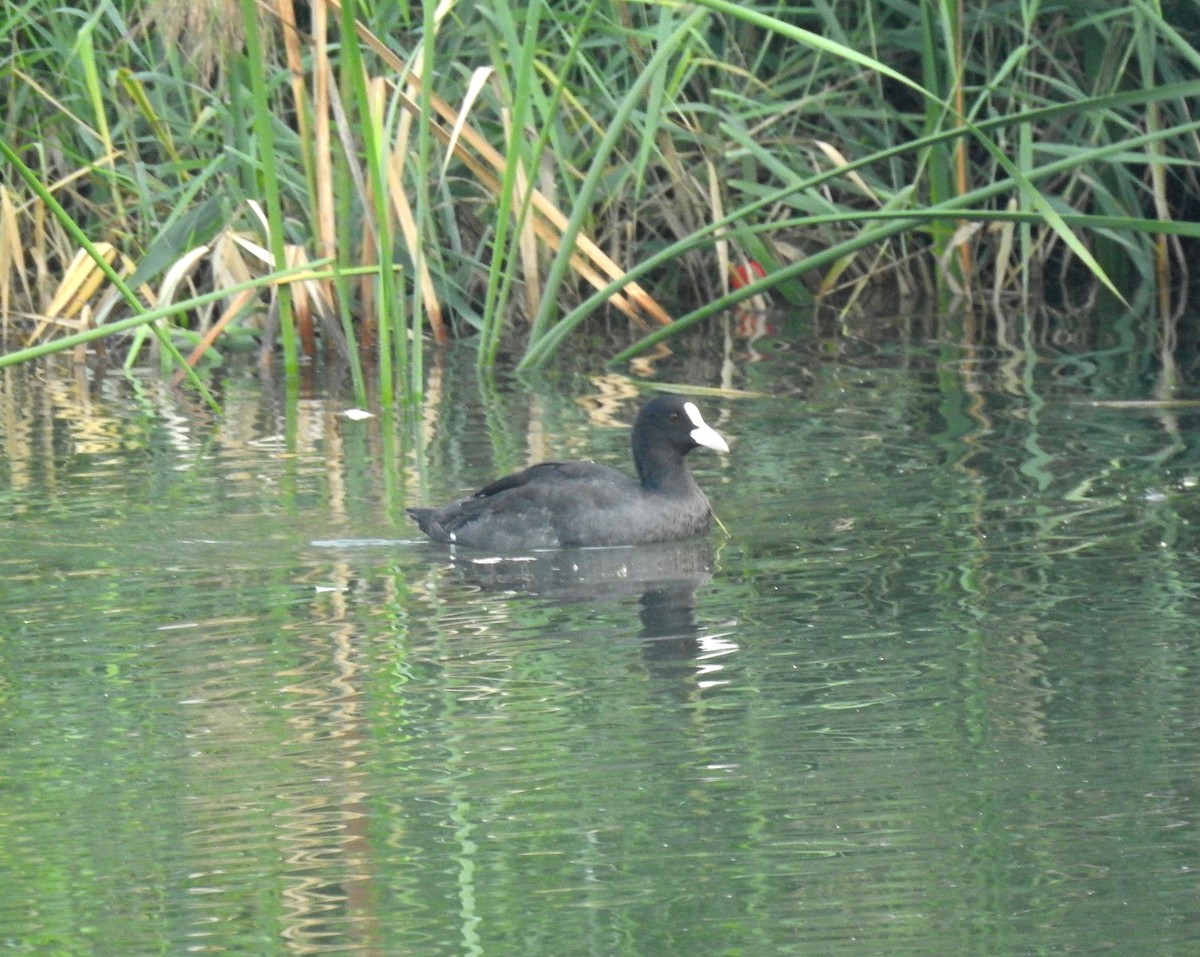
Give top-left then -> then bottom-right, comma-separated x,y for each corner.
1,0 -> 1198,389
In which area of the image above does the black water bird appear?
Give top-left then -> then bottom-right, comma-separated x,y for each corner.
406,394 -> 729,550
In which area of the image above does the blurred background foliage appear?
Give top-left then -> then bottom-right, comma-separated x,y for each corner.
2,0 -> 1199,394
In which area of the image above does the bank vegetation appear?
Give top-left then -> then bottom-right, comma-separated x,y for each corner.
2,0 -> 1198,401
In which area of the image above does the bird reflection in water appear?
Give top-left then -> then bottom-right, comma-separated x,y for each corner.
447,537 -> 737,686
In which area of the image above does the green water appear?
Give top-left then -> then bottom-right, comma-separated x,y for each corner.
2,337 -> 1199,955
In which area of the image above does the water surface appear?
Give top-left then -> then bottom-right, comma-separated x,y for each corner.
2,333 -> 1199,955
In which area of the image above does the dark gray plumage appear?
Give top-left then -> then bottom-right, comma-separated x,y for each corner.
406,394 -> 728,550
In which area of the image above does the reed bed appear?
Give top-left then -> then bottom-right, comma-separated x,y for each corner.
1,0 -> 1198,397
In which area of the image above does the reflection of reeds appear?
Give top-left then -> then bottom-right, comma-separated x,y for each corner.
1,1 -> 1198,386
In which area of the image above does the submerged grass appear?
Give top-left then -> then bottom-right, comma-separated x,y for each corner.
1,0 -> 1198,390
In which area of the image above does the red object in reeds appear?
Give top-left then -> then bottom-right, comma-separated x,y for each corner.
729,260 -> 765,289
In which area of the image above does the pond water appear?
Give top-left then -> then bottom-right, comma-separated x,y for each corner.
3,319 -> 1200,955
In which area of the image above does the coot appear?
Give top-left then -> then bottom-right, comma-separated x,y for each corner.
406,394 -> 729,550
